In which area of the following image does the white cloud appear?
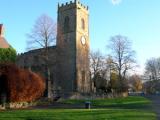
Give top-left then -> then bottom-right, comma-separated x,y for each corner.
111,0 -> 122,5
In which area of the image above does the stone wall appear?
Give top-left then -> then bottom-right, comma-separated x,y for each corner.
16,47 -> 57,96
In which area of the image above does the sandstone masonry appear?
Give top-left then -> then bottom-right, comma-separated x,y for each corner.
17,0 -> 91,97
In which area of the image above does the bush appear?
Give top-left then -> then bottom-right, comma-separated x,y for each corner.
0,47 -> 17,63
0,63 -> 45,103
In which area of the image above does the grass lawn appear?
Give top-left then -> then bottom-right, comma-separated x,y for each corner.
0,96 -> 157,120
61,96 -> 152,109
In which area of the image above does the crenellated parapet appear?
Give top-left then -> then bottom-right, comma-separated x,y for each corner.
58,0 -> 89,11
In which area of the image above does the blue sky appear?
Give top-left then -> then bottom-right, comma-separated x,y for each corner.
1,0 -> 160,74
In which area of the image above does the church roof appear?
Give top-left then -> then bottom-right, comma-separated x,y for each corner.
0,24 -> 10,48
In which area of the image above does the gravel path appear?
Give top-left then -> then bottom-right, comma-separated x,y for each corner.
31,103 -> 84,109
145,95 -> 160,120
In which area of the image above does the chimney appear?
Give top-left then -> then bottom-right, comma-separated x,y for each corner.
0,24 -> 4,37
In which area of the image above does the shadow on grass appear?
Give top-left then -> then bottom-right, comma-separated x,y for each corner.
92,102 -> 151,110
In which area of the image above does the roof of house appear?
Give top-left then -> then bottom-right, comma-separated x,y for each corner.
0,24 -> 10,48
0,37 -> 10,48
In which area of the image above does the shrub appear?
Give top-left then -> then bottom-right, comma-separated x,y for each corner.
0,47 -> 17,63
0,63 -> 45,102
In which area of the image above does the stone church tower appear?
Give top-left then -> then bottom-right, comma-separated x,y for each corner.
17,0 -> 91,97
57,0 -> 90,94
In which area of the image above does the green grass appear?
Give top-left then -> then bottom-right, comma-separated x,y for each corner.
0,96 -> 157,120
61,96 -> 151,109
0,109 -> 156,120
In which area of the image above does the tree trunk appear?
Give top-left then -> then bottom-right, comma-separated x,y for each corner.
45,47 -> 52,99
47,67 -> 52,99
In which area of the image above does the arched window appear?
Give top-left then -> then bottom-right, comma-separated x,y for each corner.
64,16 -> 70,33
81,18 -> 85,30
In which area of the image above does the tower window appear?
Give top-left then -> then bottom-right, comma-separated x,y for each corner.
81,18 -> 85,30
64,16 -> 70,33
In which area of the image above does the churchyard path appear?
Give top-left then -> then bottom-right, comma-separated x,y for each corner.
146,95 -> 160,120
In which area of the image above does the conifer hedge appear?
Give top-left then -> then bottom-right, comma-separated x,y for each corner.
0,47 -> 17,63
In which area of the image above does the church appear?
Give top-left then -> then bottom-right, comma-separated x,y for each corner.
17,0 -> 91,98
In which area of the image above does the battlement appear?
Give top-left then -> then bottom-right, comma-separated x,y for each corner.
58,0 -> 89,11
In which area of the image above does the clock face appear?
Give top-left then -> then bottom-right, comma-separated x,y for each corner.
81,36 -> 86,45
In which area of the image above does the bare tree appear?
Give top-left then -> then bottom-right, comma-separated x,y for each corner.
90,50 -> 104,78
129,74 -> 143,92
107,35 -> 136,92
27,14 -> 56,50
27,14 -> 57,99
144,57 -> 160,93
145,57 -> 160,81
90,51 -> 115,93
106,55 -> 116,80
90,50 -> 108,92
